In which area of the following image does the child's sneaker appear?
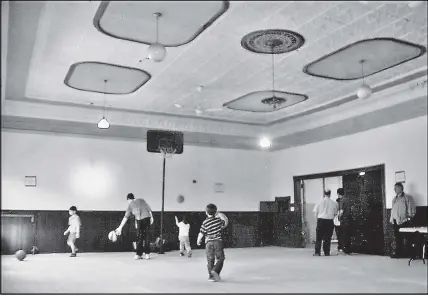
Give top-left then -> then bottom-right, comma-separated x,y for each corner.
179,253 -> 184,257
70,253 -> 76,257
134,255 -> 142,260
208,277 -> 215,282
210,270 -> 221,282
144,254 -> 150,260
188,253 -> 192,258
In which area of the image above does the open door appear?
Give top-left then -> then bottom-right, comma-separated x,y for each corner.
343,168 -> 385,255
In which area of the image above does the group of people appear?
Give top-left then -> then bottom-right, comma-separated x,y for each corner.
312,182 -> 416,257
63,193 -> 229,282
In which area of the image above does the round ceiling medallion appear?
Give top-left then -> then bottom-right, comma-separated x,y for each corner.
261,96 -> 287,109
241,29 -> 305,54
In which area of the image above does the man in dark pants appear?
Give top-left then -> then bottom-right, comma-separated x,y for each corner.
313,189 -> 338,256
115,193 -> 154,260
334,190 -> 343,252
337,188 -> 352,254
390,183 -> 416,258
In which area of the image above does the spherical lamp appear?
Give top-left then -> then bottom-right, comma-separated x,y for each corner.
357,83 -> 372,99
148,43 -> 166,62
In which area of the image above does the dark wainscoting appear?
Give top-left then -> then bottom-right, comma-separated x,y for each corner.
1,210 -> 301,255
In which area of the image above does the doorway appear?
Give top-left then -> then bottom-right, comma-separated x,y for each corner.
1,214 -> 35,255
294,164 -> 387,255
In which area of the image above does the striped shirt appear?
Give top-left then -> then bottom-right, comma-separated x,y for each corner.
200,216 -> 225,243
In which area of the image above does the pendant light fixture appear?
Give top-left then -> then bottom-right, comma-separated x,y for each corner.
357,59 -> 372,100
263,42 -> 285,111
147,12 -> 166,62
97,79 -> 110,129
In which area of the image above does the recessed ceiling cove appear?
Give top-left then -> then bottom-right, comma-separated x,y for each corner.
93,1 -> 229,47
224,91 -> 308,113
303,38 -> 427,81
241,29 -> 305,54
64,62 -> 151,95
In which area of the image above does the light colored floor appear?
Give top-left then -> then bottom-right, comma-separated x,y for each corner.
1,247 -> 427,294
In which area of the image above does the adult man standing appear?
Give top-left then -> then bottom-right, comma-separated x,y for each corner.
116,193 -> 154,260
313,189 -> 338,256
390,182 -> 416,258
336,188 -> 353,254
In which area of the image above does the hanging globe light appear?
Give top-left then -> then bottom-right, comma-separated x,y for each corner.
357,83 -> 372,99
148,43 -> 166,62
356,60 -> 372,100
147,12 -> 166,63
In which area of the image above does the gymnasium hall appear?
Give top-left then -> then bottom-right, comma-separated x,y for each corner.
1,1 -> 427,294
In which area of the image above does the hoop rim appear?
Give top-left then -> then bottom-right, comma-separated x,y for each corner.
159,146 -> 176,158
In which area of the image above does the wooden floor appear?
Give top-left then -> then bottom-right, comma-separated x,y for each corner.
1,247 -> 427,294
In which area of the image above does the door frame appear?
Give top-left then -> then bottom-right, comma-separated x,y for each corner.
293,164 -> 388,255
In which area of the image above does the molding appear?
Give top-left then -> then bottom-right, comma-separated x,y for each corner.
269,74 -> 427,138
2,99 -> 265,137
271,96 -> 427,151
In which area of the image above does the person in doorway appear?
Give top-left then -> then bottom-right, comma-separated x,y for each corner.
115,193 -> 154,260
336,188 -> 353,254
313,189 -> 338,256
175,215 -> 192,257
390,182 -> 416,258
334,190 -> 344,252
64,206 -> 81,257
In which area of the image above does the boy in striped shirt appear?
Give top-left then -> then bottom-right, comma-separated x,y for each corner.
197,203 -> 229,282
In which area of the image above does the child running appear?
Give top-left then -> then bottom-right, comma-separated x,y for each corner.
175,215 -> 191,257
197,203 -> 229,282
63,206 -> 81,257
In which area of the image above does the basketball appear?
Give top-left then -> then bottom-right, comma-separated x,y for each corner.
177,195 -> 185,203
15,249 -> 26,261
108,230 -> 118,242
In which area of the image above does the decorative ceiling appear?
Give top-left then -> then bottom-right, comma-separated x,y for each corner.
2,1 -> 427,146
64,62 -> 151,94
303,37 -> 426,80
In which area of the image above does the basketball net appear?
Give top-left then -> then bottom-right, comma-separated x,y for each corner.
159,146 -> 176,159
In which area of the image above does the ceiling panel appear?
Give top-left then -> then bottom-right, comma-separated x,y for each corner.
3,1 -> 426,126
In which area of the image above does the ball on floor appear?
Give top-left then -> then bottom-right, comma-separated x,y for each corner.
15,249 -> 26,261
108,230 -> 118,242
177,195 -> 185,203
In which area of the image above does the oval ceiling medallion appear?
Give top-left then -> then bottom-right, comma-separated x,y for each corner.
241,29 -> 305,54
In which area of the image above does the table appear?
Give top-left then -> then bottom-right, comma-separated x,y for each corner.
399,227 -> 427,265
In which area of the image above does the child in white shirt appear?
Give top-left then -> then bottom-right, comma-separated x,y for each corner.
175,216 -> 191,257
63,206 -> 81,257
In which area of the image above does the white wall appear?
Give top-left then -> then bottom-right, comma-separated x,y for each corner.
1,131 -> 270,211
269,116 -> 428,208
1,1 -> 10,108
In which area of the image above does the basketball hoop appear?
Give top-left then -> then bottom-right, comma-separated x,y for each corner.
158,137 -> 176,158
159,146 -> 176,158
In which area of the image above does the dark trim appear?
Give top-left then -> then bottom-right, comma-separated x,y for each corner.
93,1 -> 230,47
224,90 -> 308,113
302,37 -> 427,81
63,61 -> 151,95
380,164 -> 388,255
293,163 -> 385,181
